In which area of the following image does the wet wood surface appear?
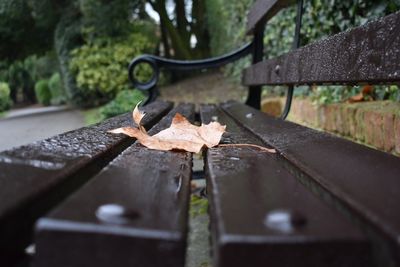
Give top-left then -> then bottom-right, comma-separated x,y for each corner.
246,0 -> 294,34
221,101 -> 400,265
34,104 -> 194,267
201,104 -> 371,267
244,11 -> 400,86
0,101 -> 172,263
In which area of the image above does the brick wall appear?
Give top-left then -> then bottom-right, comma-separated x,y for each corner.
261,98 -> 400,156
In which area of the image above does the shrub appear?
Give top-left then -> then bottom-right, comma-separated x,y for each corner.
3,58 -> 37,104
69,30 -> 156,107
0,82 -> 12,111
34,79 -> 51,106
99,89 -> 145,119
48,72 -> 67,105
54,10 -> 84,106
35,52 -> 60,80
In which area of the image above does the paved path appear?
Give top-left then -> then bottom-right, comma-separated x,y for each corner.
0,110 -> 85,152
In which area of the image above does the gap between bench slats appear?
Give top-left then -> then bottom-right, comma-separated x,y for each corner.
34,103 -> 194,267
244,11 -> 400,86
0,100 -> 172,264
200,104 -> 372,267
221,101 -> 400,265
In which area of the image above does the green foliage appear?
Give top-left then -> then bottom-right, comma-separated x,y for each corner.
99,89 -> 145,119
49,73 -> 67,105
206,0 -> 254,55
0,82 -> 12,111
0,0 -> 56,61
0,52 -> 62,105
309,85 -> 400,105
205,0 -> 255,84
35,52 -> 60,80
83,107 -> 103,126
190,195 -> 208,218
34,79 -> 51,106
1,56 -> 39,103
54,8 -> 84,106
264,0 -> 400,58
69,31 -> 155,106
79,0 -> 134,42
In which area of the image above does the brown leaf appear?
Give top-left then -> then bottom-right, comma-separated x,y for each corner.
347,85 -> 374,103
132,102 -> 147,133
109,104 -> 226,153
348,93 -> 364,103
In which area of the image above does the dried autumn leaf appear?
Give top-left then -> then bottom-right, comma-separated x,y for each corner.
132,102 -> 146,133
109,104 -> 226,153
347,85 -> 374,103
348,93 -> 364,103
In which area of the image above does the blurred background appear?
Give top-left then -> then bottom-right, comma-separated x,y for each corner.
0,0 -> 399,152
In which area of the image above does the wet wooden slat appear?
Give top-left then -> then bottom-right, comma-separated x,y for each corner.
0,101 -> 172,261
244,11 -> 400,85
246,0 -> 294,34
201,104 -> 371,267
34,104 -> 194,267
221,101 -> 400,265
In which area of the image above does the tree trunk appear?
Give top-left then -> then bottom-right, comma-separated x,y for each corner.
191,0 -> 210,58
175,0 -> 190,46
160,19 -> 171,58
150,0 -> 192,59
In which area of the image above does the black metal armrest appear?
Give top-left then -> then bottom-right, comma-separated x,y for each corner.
128,41 -> 253,104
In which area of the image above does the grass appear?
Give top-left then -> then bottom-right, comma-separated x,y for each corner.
82,107 -> 103,126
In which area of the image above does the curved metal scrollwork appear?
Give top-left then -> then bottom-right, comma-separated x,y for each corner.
128,41 -> 254,105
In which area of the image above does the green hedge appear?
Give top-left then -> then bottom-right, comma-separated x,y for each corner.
48,72 -> 67,105
54,9 -> 84,106
0,82 -> 12,111
99,89 -> 145,119
34,79 -> 51,106
69,29 -> 156,107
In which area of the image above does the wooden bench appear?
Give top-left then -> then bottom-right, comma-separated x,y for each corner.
0,0 -> 399,266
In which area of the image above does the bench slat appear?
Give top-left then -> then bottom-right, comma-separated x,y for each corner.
201,104 -> 371,267
34,104 -> 194,267
246,0 -> 294,34
244,11 -> 400,86
0,101 -> 172,261
221,101 -> 400,264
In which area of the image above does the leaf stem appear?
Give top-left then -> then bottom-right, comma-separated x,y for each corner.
217,144 -> 276,153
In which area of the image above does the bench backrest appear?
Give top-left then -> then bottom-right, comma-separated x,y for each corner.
244,0 -> 400,111
246,0 -> 294,34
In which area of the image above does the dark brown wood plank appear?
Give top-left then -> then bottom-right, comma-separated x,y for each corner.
201,104 -> 371,267
246,0 -> 294,34
34,104 -> 194,267
221,101 -> 400,265
0,101 -> 172,263
244,11 -> 400,85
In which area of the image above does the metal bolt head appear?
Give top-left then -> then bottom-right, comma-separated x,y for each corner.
211,116 -> 218,122
274,65 -> 281,74
96,204 -> 139,224
246,113 -> 254,119
264,209 -> 306,233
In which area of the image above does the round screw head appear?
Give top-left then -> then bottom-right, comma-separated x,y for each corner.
264,209 -> 306,233
246,113 -> 254,119
96,203 -> 139,224
274,65 -> 281,74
